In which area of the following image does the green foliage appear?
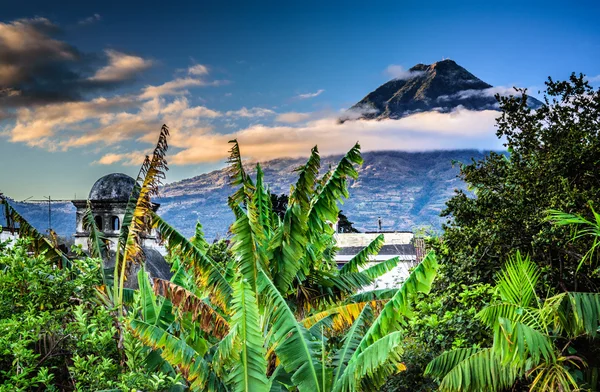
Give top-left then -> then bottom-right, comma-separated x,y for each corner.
337,210 -> 359,233
435,75 -> 600,294
206,239 -> 233,266
427,252 -> 600,391
190,221 -> 210,255
228,278 -> 269,391
0,239 -> 179,391
385,75 -> 600,391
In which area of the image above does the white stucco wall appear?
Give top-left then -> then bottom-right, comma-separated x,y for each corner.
360,260 -> 417,291
0,231 -> 18,246
334,232 -> 418,291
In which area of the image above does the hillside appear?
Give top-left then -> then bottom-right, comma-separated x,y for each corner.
156,149 -> 490,238
4,150 -> 489,240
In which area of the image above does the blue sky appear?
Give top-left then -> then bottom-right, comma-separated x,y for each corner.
1,0 -> 599,200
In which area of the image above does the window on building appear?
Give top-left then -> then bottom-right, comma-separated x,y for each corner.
111,216 -> 120,231
94,215 -> 103,230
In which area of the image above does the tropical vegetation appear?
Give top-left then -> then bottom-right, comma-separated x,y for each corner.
0,74 -> 599,391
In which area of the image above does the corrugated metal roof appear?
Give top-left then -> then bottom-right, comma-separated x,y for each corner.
337,243 -> 416,256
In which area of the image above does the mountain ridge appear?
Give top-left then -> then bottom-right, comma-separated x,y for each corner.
5,150 -> 491,240
156,149 -> 491,238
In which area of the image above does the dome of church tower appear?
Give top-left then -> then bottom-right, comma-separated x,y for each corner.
89,173 -> 135,201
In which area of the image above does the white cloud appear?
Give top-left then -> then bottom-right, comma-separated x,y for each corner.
275,112 -> 312,123
384,65 -> 424,80
586,74 -> 600,83
225,107 -> 276,118
94,151 -> 146,166
166,108 -> 502,165
436,86 -> 529,103
5,79 -> 224,150
4,71 -> 503,166
188,64 -> 209,76
78,14 -> 102,25
140,78 -> 205,99
296,89 -> 324,99
89,49 -> 153,82
1,44 -> 505,170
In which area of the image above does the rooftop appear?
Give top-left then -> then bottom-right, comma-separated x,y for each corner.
89,173 -> 136,201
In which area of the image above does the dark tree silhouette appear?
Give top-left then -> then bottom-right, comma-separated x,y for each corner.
270,193 -> 359,232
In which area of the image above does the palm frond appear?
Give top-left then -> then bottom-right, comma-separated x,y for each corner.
254,163 -> 273,237
347,289 -> 398,303
307,143 -> 362,239
138,268 -> 159,324
425,348 -> 483,380
231,195 -> 269,289
493,317 -> 555,367
152,213 -> 232,312
496,251 -> 540,308
529,356 -> 584,392
116,156 -> 147,255
122,124 -> 169,267
352,251 -> 438,359
227,139 -> 255,209
258,269 -> 325,392
434,348 -> 519,392
302,301 -> 380,333
547,207 -> 600,270
477,303 -> 543,330
212,327 -> 239,379
333,331 -> 405,392
82,200 -> 109,259
128,319 -> 227,391
289,146 -> 320,214
268,208 -> 309,295
268,148 -> 320,294
359,256 -> 401,281
229,277 -> 269,391
339,234 -> 384,274
560,292 -> 600,337
153,278 -> 229,339
332,304 -> 373,384
190,221 -> 210,254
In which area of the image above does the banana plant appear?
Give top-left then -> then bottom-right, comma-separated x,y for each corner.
224,140 -> 404,318
129,251 -> 439,391
124,138 -> 441,390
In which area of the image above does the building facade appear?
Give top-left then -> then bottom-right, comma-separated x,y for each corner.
334,231 -> 425,290
71,173 -> 170,287
72,173 -> 165,254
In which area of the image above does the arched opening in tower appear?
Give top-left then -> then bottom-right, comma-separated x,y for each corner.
94,215 -> 103,230
111,216 -> 120,231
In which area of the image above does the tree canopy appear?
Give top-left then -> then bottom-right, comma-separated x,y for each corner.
435,74 -> 600,293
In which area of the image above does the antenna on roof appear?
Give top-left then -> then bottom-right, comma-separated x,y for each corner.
43,196 -> 52,233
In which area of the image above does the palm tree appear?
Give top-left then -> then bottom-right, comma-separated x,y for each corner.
425,251 -> 600,391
